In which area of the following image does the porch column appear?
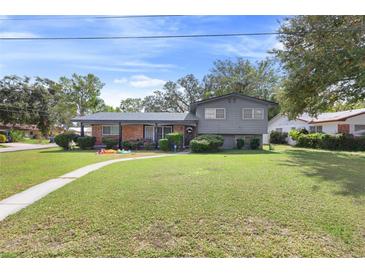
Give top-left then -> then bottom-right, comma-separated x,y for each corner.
154,123 -> 158,148
80,122 -> 84,137
118,122 -> 122,149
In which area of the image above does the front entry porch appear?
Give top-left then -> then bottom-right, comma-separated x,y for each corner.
86,123 -> 197,149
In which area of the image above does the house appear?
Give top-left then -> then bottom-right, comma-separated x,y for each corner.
263,108 -> 365,144
71,93 -> 277,149
0,123 -> 41,138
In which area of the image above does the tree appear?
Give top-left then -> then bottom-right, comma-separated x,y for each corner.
59,73 -> 105,116
143,74 -> 204,112
203,58 -> 281,101
0,75 -> 32,125
273,16 -> 365,119
120,98 -> 143,112
0,75 -> 61,136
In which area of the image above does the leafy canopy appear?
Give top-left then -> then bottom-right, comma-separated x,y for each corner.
274,16 -> 365,119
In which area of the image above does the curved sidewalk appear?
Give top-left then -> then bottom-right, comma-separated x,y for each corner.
0,154 -> 172,221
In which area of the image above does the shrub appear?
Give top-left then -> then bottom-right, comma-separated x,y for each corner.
250,138 -> 261,149
159,138 -> 169,151
236,138 -> 245,149
122,140 -> 143,150
9,130 -> 25,142
293,132 -> 365,151
296,133 -> 325,149
55,132 -> 79,150
190,135 -> 224,153
102,137 -> 118,149
77,136 -> 96,150
0,134 -> 6,143
194,135 -> 224,151
190,139 -> 211,153
142,140 -> 156,150
166,132 -> 183,150
269,131 -> 288,144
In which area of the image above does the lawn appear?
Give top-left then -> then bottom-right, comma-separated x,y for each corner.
21,138 -> 51,145
0,147 -> 159,200
0,146 -> 364,257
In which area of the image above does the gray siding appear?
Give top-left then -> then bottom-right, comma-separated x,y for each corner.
196,96 -> 269,134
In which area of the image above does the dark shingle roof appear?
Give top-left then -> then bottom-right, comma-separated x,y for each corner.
71,112 -> 198,123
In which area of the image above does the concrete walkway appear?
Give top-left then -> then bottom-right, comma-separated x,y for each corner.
0,154 -> 173,221
0,142 -> 57,153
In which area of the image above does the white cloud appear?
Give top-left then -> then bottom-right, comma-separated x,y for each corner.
129,75 -> 166,88
113,78 -> 128,84
113,75 -> 166,89
0,31 -> 38,38
212,35 -> 280,59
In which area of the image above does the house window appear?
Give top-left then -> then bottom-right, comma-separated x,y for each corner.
144,126 -> 154,140
205,108 -> 226,119
144,125 -> 173,141
309,126 -> 322,133
102,125 -> 119,135
242,108 -> 264,120
354,125 -> 365,132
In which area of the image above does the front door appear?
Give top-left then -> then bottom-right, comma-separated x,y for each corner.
184,126 -> 195,146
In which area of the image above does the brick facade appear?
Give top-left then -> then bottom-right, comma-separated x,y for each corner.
91,123 -> 189,146
92,124 -> 103,145
122,124 -> 144,140
173,125 -> 185,134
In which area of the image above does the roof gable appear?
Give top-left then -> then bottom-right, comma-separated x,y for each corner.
194,93 -> 277,106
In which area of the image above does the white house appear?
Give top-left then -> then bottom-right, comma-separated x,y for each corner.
263,108 -> 365,144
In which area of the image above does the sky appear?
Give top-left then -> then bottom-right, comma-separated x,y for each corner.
0,15 -> 284,107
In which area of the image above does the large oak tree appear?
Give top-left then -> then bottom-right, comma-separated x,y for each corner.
274,16 -> 365,119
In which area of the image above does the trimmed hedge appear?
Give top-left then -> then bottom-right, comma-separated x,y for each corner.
159,138 -> 169,151
236,138 -> 245,149
55,132 -> 79,150
269,131 -> 288,144
102,137 -> 118,149
122,140 -> 143,150
166,132 -> 183,150
290,129 -> 365,151
0,134 -> 6,143
77,136 -> 96,150
190,134 -> 224,153
250,138 -> 260,150
190,139 -> 211,153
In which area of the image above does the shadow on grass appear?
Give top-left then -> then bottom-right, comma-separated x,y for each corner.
189,149 -> 278,155
281,148 -> 365,197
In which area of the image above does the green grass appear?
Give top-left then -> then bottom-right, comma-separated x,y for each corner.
0,147 -> 159,200
0,144 -> 8,148
20,138 -> 50,145
0,146 -> 364,257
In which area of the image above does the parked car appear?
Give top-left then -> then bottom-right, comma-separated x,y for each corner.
0,130 -> 12,142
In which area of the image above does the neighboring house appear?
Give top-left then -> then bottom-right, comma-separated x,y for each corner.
0,123 -> 41,138
71,93 -> 277,149
263,108 -> 365,144
68,126 -> 92,136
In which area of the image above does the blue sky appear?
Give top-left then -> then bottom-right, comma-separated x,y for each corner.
0,15 -> 284,107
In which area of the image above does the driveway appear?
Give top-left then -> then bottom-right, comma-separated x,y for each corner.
0,142 -> 57,153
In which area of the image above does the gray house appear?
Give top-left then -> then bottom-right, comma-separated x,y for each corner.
71,93 -> 277,149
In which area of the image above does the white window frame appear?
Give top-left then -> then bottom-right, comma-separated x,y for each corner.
144,125 -> 173,142
102,125 -> 119,136
354,124 -> 365,132
204,108 -> 226,120
242,108 -> 264,120
144,125 -> 154,141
